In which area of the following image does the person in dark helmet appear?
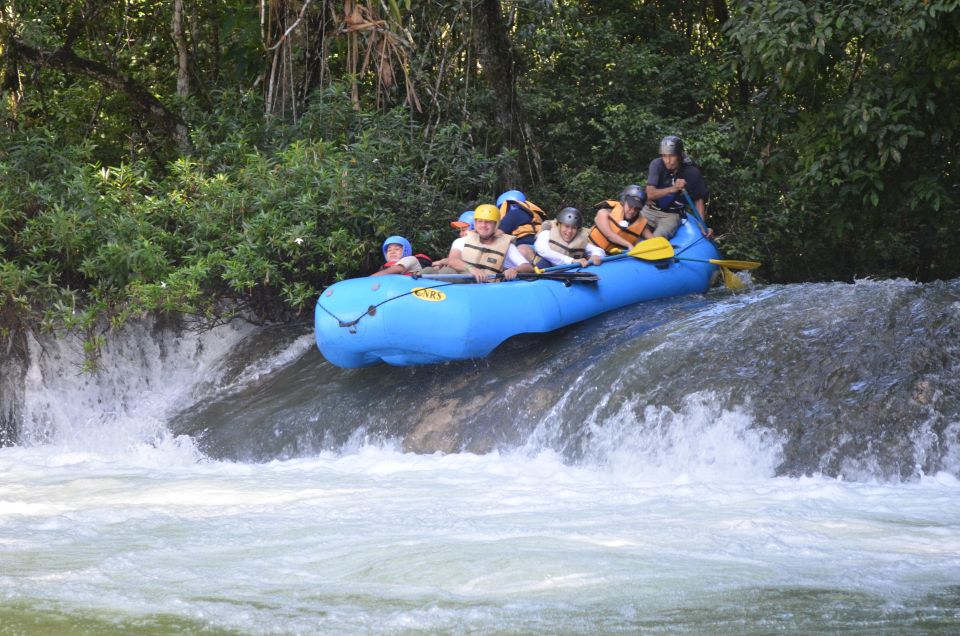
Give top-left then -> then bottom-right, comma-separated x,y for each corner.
589,185 -> 649,253
535,207 -> 605,268
641,135 -> 712,238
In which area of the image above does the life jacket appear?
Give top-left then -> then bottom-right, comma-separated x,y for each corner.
588,200 -> 648,252
380,254 -> 433,275
649,157 -> 699,213
540,220 -> 590,261
460,230 -> 515,273
498,200 -> 545,240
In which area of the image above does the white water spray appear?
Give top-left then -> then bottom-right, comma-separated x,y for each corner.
18,320 -> 258,458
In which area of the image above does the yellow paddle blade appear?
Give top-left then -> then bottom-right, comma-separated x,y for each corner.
627,237 -> 674,261
707,258 -> 761,270
721,266 -> 746,290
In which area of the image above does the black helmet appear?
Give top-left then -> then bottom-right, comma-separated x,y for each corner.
659,135 -> 684,156
556,207 -> 583,228
619,184 -> 645,208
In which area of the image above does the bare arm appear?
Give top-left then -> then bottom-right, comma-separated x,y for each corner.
446,247 -> 470,273
501,245 -> 534,280
645,179 -> 687,203
593,208 -> 633,250
514,261 -> 534,274
370,264 -> 405,277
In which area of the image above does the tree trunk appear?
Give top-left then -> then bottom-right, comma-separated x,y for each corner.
10,37 -> 191,152
713,0 -> 749,106
172,0 -> 190,100
472,0 -> 523,187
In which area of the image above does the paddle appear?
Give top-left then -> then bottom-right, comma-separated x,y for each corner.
678,189 -> 757,289
719,265 -> 746,290
680,189 -> 710,235
520,271 -> 599,283
606,236 -> 674,262
608,236 -> 761,271
414,271 -> 600,284
536,233 -> 759,272
669,256 -> 760,270
536,237 -> 674,274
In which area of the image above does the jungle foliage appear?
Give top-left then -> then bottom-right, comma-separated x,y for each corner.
1,0 -> 958,349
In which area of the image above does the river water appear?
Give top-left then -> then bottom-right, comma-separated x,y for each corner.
2,279 -> 959,633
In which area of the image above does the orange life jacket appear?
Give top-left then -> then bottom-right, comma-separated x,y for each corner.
588,200 -> 647,253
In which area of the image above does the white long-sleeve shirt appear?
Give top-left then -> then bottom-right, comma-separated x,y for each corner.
534,230 -> 605,266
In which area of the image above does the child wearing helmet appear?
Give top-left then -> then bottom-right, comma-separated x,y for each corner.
535,207 -> 605,268
371,236 -> 433,277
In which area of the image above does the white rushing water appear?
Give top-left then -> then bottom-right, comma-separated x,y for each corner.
3,311 -> 960,634
3,414 -> 960,633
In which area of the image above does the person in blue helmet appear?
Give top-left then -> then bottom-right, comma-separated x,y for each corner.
450,210 -> 475,238
641,135 -> 712,238
371,235 -> 433,276
429,210 -> 475,270
495,189 -> 545,262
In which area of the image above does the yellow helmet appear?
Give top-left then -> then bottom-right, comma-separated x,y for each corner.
473,203 -> 500,223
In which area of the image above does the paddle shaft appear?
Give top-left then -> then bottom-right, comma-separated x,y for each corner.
681,189 -> 709,234
536,232 -> 675,275
672,256 -> 760,270
415,272 -> 598,282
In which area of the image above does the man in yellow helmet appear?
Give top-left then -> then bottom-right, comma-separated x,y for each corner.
426,203 -> 533,282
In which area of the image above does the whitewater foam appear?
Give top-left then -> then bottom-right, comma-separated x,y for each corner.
19,319 -> 255,454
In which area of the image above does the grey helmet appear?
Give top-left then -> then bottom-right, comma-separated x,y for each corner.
659,135 -> 684,156
619,184 -> 645,208
556,207 -> 583,228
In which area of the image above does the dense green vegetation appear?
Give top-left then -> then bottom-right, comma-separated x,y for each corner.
1,0 -> 958,351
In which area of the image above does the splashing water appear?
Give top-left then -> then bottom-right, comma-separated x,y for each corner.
2,280 -> 960,632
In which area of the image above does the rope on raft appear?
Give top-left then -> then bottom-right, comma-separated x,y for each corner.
316,281 -> 461,332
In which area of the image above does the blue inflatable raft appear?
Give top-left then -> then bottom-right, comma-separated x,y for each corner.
315,219 -> 721,367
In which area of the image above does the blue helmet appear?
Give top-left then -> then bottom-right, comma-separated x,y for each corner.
381,235 -> 412,260
496,190 -> 526,207
451,210 -> 475,230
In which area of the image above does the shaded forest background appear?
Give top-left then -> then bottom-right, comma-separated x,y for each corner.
1,0 -> 958,342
